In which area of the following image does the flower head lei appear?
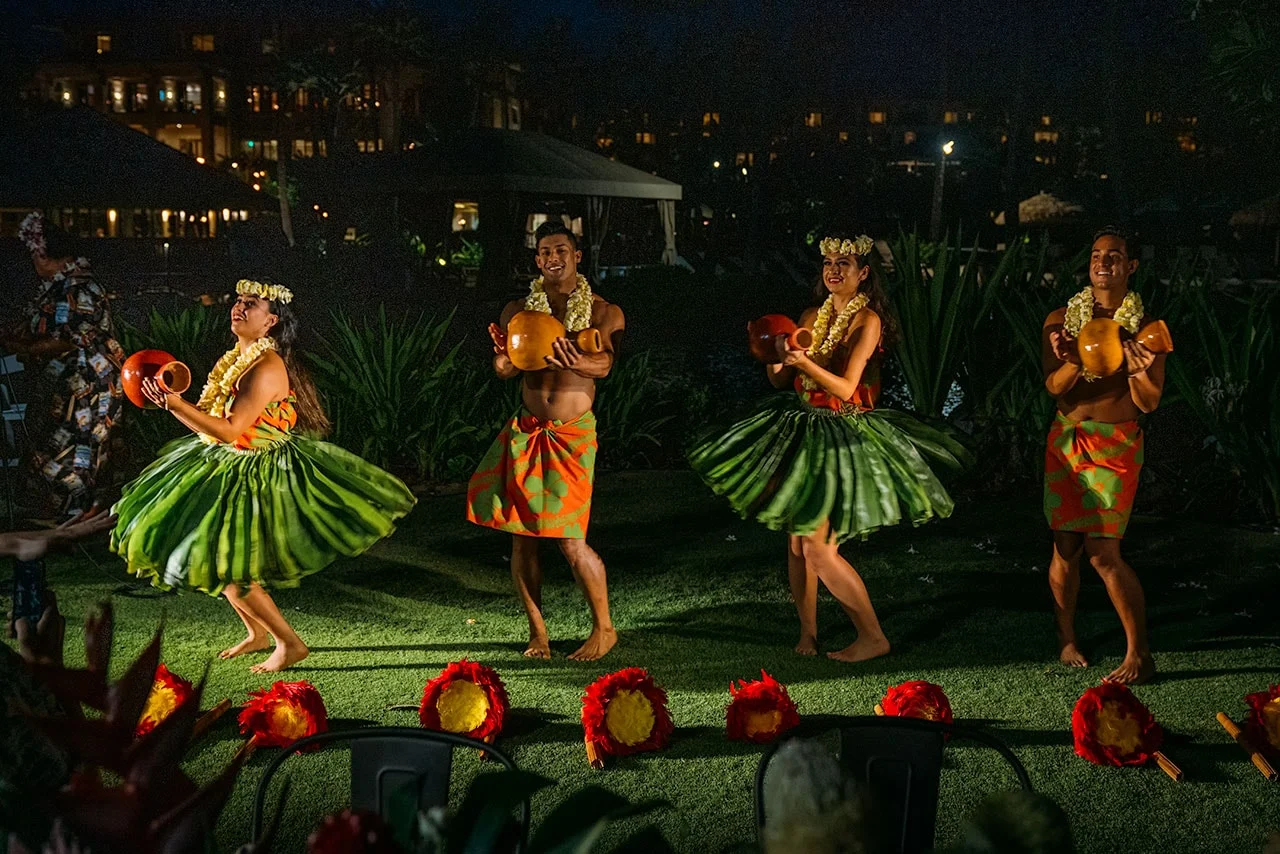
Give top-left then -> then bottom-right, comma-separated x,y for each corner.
236,278 -> 294,305
819,235 -> 874,258
19,212 -> 46,255
526,274 -> 593,332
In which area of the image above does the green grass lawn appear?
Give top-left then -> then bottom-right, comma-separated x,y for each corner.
10,471 -> 1280,853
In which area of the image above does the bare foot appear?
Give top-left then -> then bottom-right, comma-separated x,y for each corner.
1058,641 -> 1089,668
568,627 -> 618,661
827,636 -> 891,663
794,634 -> 818,656
219,635 -> 271,659
522,634 -> 551,659
250,642 -> 309,673
1103,653 -> 1155,685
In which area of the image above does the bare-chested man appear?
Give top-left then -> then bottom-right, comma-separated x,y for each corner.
466,222 -> 624,661
1041,226 -> 1165,684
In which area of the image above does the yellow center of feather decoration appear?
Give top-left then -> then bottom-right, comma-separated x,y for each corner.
604,689 -> 656,746
1095,701 -> 1143,753
799,292 -> 870,391
268,703 -> 311,741
744,710 -> 783,739
819,235 -> 874,257
1063,287 -> 1143,382
194,337 -> 277,445
526,274 -> 593,332
1261,698 -> 1280,749
140,683 -> 179,727
436,680 -> 490,733
236,278 -> 294,304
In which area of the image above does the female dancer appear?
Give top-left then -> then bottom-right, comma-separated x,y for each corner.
111,280 -> 416,672
689,234 -> 968,662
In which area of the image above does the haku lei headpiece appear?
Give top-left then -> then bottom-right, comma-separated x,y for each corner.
1064,286 -> 1143,382
819,235 -> 874,257
19,212 -> 46,255
237,279 -> 294,305
526,274 -> 593,332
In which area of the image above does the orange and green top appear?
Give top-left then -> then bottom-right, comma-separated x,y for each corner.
223,392 -> 297,451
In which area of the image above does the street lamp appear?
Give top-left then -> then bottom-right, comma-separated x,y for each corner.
930,140 -> 956,241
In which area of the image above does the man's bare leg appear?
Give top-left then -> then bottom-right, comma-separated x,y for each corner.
512,535 -> 550,659
1049,531 -> 1089,667
1086,538 -> 1155,684
559,538 -> 617,661
788,536 -> 818,655
801,525 -> 890,663
231,584 -> 309,673
220,583 -> 272,659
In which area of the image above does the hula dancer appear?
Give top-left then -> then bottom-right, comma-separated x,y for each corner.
689,233 -> 968,662
467,222 -> 624,661
1043,228 -> 1164,684
111,280 -> 415,673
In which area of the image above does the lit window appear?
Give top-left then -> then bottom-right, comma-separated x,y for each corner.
595,135 -> 614,150
904,130 -> 918,144
1177,132 -> 1197,152
130,82 -> 148,111
838,131 -> 849,142
735,152 -> 746,165
1041,115 -> 1052,126
702,112 -> 720,126
248,86 -> 262,112
804,112 -> 822,128
160,79 -> 177,111
1145,110 -> 1163,124
192,34 -> 214,52
868,111 -> 886,125
1034,130 -> 1059,144
636,132 -> 655,145
96,34 -> 112,54
296,88 -> 309,109
214,78 -> 226,112
293,139 -> 315,157
261,38 -> 278,55
966,111 -> 975,121
507,98 -> 521,130
452,201 -> 479,232
110,79 -> 125,113
943,111 -> 958,124
184,82 -> 203,111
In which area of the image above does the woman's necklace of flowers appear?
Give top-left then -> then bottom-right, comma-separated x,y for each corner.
526,274 -> 593,332
799,292 -> 870,391
194,337 -> 277,444
1063,286 -> 1143,381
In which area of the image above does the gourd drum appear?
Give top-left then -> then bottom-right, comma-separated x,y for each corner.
121,350 -> 192,409
1076,318 -> 1173,377
506,310 -> 605,372
747,314 -> 814,363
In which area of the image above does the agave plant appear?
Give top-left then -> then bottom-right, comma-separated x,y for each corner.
7,601 -> 248,854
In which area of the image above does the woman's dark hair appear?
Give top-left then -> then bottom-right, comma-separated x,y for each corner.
264,298 -> 331,438
813,251 -> 898,349
41,223 -> 78,260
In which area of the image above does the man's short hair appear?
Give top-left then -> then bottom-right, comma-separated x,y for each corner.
1092,225 -> 1136,257
534,221 -> 579,251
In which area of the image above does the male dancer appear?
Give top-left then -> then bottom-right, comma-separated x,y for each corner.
467,222 -> 624,661
1042,227 -> 1165,684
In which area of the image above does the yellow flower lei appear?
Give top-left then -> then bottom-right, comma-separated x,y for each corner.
819,235 -> 874,257
1063,286 -> 1143,382
194,337 -> 278,444
236,279 -> 294,304
799,292 -> 870,390
526,274 -> 593,332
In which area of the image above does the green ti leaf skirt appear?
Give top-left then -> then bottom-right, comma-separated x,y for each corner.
688,394 -> 970,542
111,435 -> 416,595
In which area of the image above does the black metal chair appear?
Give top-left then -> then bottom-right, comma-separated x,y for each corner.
755,716 -> 1032,854
248,727 -> 529,852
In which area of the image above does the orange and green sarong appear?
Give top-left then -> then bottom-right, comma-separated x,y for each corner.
1043,414 -> 1144,538
467,409 -> 598,539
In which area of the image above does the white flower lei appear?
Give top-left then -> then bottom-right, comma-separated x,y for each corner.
819,235 -> 874,257
194,337 -> 277,444
799,292 -> 870,390
525,274 -> 593,332
1063,286 -> 1143,382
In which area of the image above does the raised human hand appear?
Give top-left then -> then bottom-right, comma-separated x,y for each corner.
1123,339 -> 1156,376
545,337 -> 583,370
1049,330 -> 1078,365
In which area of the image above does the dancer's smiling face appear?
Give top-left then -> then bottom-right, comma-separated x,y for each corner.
1089,234 -> 1137,293
822,253 -> 870,297
230,294 -> 279,341
535,234 -> 581,288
